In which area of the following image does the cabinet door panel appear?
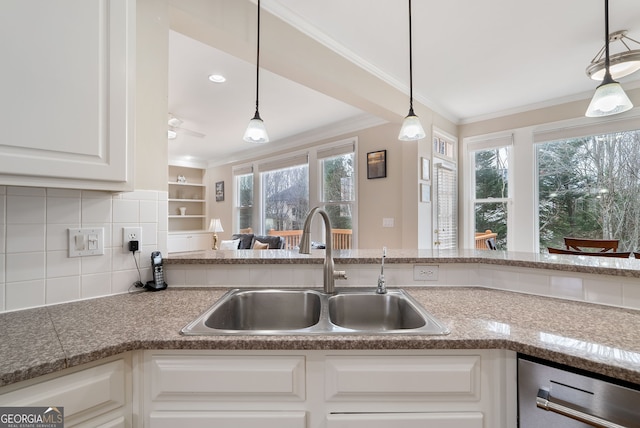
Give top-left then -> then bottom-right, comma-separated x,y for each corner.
150,411 -> 306,428
326,355 -> 480,401
0,0 -> 133,189
326,412 -> 483,428
150,355 -> 306,401
0,360 -> 126,422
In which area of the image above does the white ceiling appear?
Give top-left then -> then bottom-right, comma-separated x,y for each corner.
168,0 -> 640,166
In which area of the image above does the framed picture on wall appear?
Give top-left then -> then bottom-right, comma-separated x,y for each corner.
215,181 -> 224,202
421,157 -> 430,181
367,150 -> 387,179
420,183 -> 431,203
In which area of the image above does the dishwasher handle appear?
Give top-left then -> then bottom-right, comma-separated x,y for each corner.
536,389 -> 629,428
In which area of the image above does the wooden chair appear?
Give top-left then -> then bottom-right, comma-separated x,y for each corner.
564,237 -> 619,253
475,230 -> 497,250
548,247 -> 630,258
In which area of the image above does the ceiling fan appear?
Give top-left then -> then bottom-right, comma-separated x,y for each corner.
168,114 -> 206,140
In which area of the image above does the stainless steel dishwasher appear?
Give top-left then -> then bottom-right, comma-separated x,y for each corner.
518,355 -> 640,428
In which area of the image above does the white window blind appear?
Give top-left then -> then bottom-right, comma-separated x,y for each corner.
233,164 -> 253,176
317,140 -> 355,160
435,163 -> 457,249
533,115 -> 640,143
258,153 -> 308,173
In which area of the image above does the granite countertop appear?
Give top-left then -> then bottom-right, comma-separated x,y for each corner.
166,248 -> 640,278
1,287 -> 639,388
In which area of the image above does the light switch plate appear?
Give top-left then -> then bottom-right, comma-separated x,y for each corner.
68,228 -> 105,257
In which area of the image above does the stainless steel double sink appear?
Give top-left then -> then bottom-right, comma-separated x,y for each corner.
181,288 -> 449,335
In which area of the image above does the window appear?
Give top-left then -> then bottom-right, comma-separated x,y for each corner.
319,149 -> 355,249
537,129 -> 640,251
470,143 -> 512,250
232,139 -> 357,247
235,172 -> 253,231
261,162 -> 309,232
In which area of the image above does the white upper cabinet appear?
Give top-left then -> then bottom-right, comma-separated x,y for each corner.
0,0 -> 135,191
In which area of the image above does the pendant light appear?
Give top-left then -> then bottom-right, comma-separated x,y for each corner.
585,0 -> 633,117
243,0 -> 269,143
398,0 -> 425,141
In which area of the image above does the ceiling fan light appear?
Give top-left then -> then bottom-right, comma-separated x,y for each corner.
243,114 -> 269,143
585,80 -> 633,117
587,50 -> 640,80
398,112 -> 426,141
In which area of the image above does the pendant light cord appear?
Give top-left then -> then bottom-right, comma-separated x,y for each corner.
604,0 -> 610,72
408,0 -> 415,114
254,0 -> 262,118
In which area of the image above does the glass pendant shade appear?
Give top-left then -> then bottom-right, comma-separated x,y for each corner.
585,80 -> 633,117
398,110 -> 426,141
243,112 -> 269,143
586,0 -> 634,118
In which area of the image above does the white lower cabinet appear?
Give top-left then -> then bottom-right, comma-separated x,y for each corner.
326,412 -> 483,428
149,411 -> 306,428
0,354 -> 132,427
142,349 -> 516,428
167,232 -> 212,253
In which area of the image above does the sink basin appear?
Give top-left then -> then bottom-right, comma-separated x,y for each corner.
328,293 -> 427,330
181,288 -> 449,336
187,289 -> 322,333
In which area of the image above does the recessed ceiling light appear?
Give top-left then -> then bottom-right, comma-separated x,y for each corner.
208,74 -> 226,83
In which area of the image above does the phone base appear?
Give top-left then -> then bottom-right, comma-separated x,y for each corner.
144,281 -> 167,291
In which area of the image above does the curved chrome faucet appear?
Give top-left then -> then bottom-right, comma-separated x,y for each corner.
299,207 -> 347,294
377,246 -> 387,294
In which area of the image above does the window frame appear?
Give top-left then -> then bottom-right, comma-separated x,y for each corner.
465,133 -> 514,250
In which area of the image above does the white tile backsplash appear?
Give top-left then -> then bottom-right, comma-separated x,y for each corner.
6,252 -> 46,282
46,276 -> 81,305
5,279 -> 45,311
0,188 -> 166,312
81,272 -> 112,299
7,195 -> 46,224
46,196 -> 81,224
6,224 -> 45,253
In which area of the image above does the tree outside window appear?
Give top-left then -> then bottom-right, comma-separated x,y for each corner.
262,164 -> 309,232
537,130 -> 640,251
236,173 -> 253,231
473,147 -> 510,249
321,153 -> 354,230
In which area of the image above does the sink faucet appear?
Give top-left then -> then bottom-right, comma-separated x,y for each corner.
299,207 -> 347,294
377,246 -> 387,294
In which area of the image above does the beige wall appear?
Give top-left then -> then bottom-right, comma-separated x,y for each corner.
136,0 -> 169,191
459,87 -> 640,140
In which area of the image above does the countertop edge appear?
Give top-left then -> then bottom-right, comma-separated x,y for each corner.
164,249 -> 640,279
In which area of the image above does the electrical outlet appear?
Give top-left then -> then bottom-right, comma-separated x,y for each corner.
123,227 -> 142,253
413,265 -> 439,281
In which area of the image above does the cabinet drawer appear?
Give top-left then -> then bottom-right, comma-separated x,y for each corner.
0,360 -> 126,423
150,355 -> 305,401
326,412 -> 483,428
325,355 -> 480,401
150,411 -> 306,428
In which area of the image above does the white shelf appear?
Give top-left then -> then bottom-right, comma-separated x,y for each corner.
169,215 -> 206,219
168,182 -> 205,187
168,199 -> 205,203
